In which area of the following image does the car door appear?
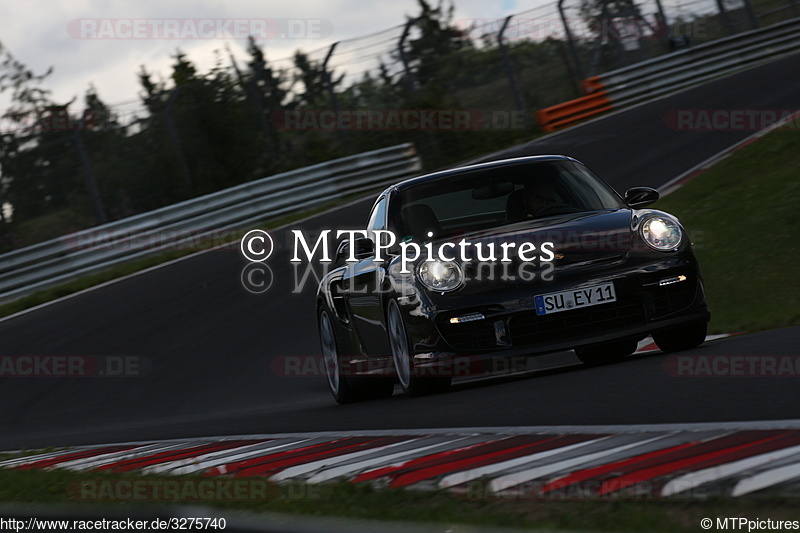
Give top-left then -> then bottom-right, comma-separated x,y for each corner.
345,196 -> 392,356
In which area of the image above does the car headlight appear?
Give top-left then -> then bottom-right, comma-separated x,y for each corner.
417,260 -> 463,292
640,215 -> 682,251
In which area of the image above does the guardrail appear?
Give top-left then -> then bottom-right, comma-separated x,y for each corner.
537,16 -> 800,131
535,91 -> 611,133
0,143 -> 421,306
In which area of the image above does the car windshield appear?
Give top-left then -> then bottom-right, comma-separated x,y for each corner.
391,161 -> 625,241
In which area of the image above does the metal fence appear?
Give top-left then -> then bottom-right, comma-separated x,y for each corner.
598,16 -> 800,107
536,15 -> 800,130
0,143 -> 420,305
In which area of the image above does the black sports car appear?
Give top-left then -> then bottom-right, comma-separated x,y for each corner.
316,155 -> 710,403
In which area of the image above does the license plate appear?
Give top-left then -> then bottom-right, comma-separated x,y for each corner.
534,282 -> 616,316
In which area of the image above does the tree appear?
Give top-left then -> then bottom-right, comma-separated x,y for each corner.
245,37 -> 288,114
243,37 -> 289,170
0,41 -> 82,229
291,51 -> 343,108
403,0 -> 470,104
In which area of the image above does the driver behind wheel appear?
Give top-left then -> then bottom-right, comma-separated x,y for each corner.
506,164 -> 568,221
523,174 -> 561,218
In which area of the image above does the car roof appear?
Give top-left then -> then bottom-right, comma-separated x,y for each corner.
381,155 -> 581,197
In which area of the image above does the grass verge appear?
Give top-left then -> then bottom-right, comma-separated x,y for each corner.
0,467 -> 798,531
653,128 -> 800,334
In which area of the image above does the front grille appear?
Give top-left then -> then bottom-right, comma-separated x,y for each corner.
437,317 -> 498,350
436,276 -> 695,351
509,295 -> 646,346
650,279 -> 697,318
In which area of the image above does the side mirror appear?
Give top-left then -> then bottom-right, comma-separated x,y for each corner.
624,187 -> 660,208
336,237 -> 375,262
353,237 -> 376,259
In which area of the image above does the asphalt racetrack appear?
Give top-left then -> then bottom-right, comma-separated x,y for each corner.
1,54 -> 799,450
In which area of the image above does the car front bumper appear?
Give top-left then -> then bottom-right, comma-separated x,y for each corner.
400,253 -> 710,362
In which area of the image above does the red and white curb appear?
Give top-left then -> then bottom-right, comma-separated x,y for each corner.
4,421 -> 800,500
634,333 -> 734,354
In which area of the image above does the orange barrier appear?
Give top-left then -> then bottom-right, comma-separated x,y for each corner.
583,76 -> 605,94
535,78 -> 611,132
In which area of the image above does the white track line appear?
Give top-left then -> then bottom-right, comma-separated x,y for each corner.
148,439 -> 313,476
54,443 -> 177,471
661,443 -> 800,496
270,439 -> 419,482
141,441 -> 274,475
50,420 -> 800,451
439,438 -> 605,489
731,459 -> 800,497
705,334 -> 734,341
306,436 -> 484,484
0,447 -> 100,468
488,435 -> 667,493
51,441 -> 214,471
636,334 -> 733,353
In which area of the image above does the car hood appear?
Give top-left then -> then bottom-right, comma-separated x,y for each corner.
442,209 -> 635,267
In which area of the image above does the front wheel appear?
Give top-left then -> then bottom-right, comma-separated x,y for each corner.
319,308 -> 394,404
653,322 -> 707,353
387,299 -> 451,396
574,338 -> 639,366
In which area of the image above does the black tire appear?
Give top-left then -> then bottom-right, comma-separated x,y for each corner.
319,308 -> 394,404
387,299 -> 451,396
653,322 -> 708,353
574,338 -> 639,366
